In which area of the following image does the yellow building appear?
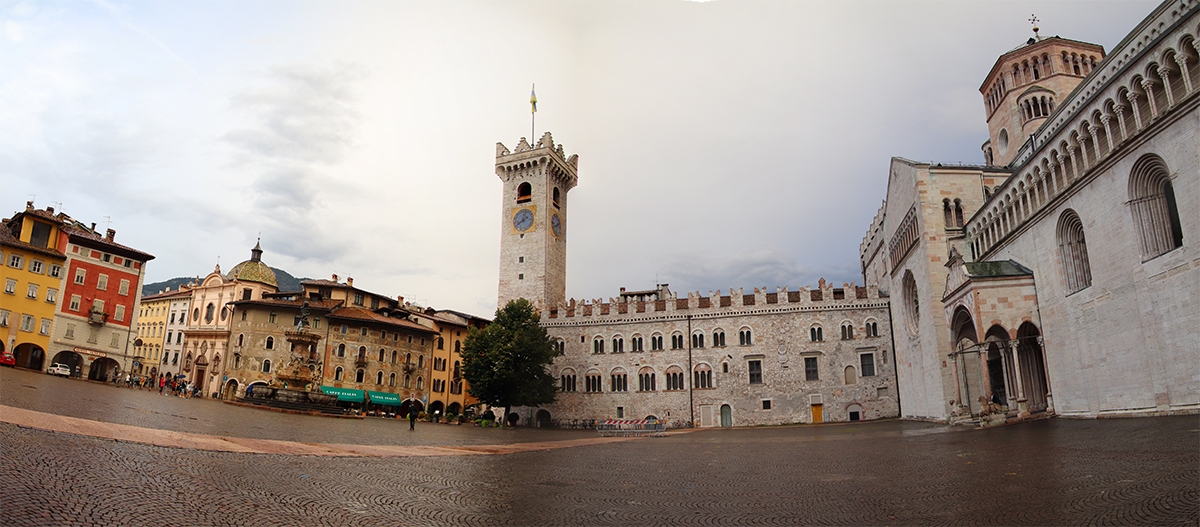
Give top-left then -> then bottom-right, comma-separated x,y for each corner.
135,288 -> 189,376
1,204 -> 68,370
413,307 -> 489,418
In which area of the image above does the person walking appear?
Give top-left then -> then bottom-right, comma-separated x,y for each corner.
408,409 -> 417,431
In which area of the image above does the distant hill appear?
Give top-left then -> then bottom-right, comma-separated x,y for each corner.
142,267 -> 304,297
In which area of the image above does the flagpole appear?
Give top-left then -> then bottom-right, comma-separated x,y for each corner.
530,83 -> 537,142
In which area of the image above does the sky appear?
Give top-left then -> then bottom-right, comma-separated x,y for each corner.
1,0 -> 1159,317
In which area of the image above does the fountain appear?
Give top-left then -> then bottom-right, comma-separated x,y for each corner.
242,302 -> 341,413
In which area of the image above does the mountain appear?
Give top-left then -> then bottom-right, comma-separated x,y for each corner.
142,267 -> 304,297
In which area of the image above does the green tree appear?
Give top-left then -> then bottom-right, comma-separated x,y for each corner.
461,299 -> 561,425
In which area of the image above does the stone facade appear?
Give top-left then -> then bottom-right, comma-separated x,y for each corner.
538,283 -> 897,427
863,0 -> 1200,422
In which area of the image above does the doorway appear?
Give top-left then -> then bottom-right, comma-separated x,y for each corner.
811,404 -> 824,423
719,404 -> 732,427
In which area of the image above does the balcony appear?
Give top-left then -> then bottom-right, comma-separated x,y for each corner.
88,309 -> 108,326
355,355 -> 368,368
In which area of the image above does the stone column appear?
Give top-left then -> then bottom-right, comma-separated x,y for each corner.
1067,146 -> 1080,180
1175,54 -> 1193,95
1156,66 -> 1175,107
1088,127 -> 1102,161
1141,80 -> 1159,120
1008,340 -> 1028,416
1037,336 -> 1054,414
1101,114 -> 1116,152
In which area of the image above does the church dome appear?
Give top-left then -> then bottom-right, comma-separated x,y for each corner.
226,241 -> 278,287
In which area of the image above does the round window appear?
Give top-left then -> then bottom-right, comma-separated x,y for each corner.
902,270 -> 920,335
998,128 -> 1009,155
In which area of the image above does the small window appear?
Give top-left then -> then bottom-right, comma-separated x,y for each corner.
356,369 -> 365,383
334,367 -> 344,381
841,323 -> 854,340
516,182 -> 532,203
739,329 -> 752,346
337,343 -> 345,357
268,311 -> 276,324
860,353 -> 876,377
712,330 -> 725,347
810,326 -> 823,342
265,336 -> 274,350
74,268 -> 86,284
262,359 -> 272,373
692,333 -> 704,349
96,274 -> 108,291
762,400 -> 772,410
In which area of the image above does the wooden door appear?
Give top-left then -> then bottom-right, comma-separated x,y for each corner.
811,403 -> 823,423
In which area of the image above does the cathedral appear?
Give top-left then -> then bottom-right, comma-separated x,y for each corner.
861,0 -> 1198,422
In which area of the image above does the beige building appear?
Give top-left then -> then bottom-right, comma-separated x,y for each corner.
181,242 -> 279,397
135,287 -> 190,375
412,308 -> 489,418
863,1 -> 1199,422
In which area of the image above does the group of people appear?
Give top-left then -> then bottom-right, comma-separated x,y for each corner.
110,371 -> 203,398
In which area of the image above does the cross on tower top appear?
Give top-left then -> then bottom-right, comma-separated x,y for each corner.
1029,14 -> 1040,38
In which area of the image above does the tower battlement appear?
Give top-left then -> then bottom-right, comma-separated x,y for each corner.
496,132 -> 579,191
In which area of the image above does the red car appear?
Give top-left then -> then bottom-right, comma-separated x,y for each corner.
0,352 -> 15,367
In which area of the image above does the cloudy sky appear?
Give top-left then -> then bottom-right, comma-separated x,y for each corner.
1,0 -> 1157,316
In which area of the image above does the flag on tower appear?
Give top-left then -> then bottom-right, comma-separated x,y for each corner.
530,84 -> 537,113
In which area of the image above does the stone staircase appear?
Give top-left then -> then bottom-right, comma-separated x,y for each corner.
234,396 -> 346,416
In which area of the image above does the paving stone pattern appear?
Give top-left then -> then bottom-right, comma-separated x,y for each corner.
1,368 -> 1197,526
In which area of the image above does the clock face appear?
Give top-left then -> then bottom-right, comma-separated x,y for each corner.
513,208 -> 534,232
551,213 -> 562,237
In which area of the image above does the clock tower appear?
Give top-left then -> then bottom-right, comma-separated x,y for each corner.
496,132 -> 578,312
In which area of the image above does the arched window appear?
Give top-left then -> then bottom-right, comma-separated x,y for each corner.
261,359 -> 271,373
902,270 -> 920,333
630,335 -> 643,352
516,182 -> 532,203
610,368 -> 628,392
405,352 -> 411,365
693,364 -> 713,389
1057,209 -> 1093,294
665,366 -> 685,391
453,360 -> 460,378
417,355 -> 424,368
437,337 -> 444,350
584,370 -> 602,393
593,336 -> 604,354
841,322 -> 854,340
337,343 -> 345,357
552,187 -> 561,207
560,368 -> 577,392
376,371 -> 384,385
943,199 -> 954,227
389,372 -> 396,386
454,340 -> 460,353
1129,154 -> 1183,261
391,350 -> 397,364
334,367 -> 343,381
691,332 -> 704,349
237,334 -> 244,347
844,365 -> 857,385
265,336 -> 274,350
355,369 -> 365,383
670,333 -> 683,349
954,199 -> 964,227
810,325 -> 823,342
712,330 -> 725,347
738,328 -> 752,346
378,348 -> 385,362
205,303 -> 215,323
612,336 -> 624,353
404,374 -> 411,388
638,367 -> 656,392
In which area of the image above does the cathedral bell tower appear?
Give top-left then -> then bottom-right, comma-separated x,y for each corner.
979,22 -> 1105,167
496,132 -> 578,312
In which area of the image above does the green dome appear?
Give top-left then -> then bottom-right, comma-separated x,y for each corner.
227,240 -> 278,287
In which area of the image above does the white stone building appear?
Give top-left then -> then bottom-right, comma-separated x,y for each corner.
863,0 -> 1199,422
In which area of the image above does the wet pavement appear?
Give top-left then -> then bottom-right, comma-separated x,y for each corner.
1,367 -> 1197,526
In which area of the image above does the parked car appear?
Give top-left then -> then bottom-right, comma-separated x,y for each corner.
47,363 -> 71,377
0,352 -> 15,367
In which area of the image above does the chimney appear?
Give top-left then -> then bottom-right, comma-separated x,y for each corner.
346,277 -> 353,287
46,206 -> 54,214
331,273 -> 338,282
90,222 -> 97,232
397,295 -> 404,305
105,229 -> 115,241
26,200 -> 33,210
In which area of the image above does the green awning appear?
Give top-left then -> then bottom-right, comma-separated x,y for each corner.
367,391 -> 402,406
320,386 -> 364,403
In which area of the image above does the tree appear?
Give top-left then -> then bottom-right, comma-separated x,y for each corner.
461,299 -> 561,425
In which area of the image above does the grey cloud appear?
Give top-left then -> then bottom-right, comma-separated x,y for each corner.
649,248 -> 856,298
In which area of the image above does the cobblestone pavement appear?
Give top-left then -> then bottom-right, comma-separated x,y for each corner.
1,369 -> 1197,526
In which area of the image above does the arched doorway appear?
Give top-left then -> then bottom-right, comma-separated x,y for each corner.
719,404 -> 732,427
399,399 -> 424,418
223,379 -> 239,400
50,350 -> 83,376
847,403 -> 863,421
447,402 -> 462,416
13,343 -> 45,371
951,307 -> 986,415
428,400 -> 445,418
88,357 -> 120,382
1016,322 -> 1050,413
535,409 -> 551,428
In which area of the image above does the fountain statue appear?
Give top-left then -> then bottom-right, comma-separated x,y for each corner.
245,301 -> 339,409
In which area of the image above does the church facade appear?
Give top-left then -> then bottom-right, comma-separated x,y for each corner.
496,134 -> 898,427
862,0 -> 1199,422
